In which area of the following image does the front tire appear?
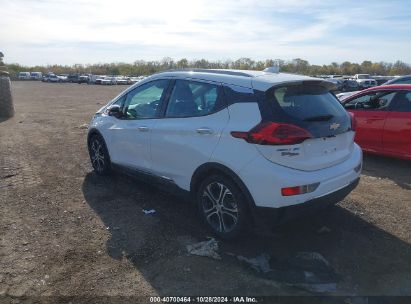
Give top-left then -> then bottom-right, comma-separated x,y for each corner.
197,175 -> 249,239
88,134 -> 111,175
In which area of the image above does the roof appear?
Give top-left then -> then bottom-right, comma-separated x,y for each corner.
146,69 -> 333,91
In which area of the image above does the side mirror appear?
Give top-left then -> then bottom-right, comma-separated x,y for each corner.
107,104 -> 122,118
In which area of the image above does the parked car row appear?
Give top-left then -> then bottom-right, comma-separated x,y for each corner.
17,71 -> 146,85
322,74 -> 411,93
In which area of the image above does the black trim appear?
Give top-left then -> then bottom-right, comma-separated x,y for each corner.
157,79 -> 176,117
111,163 -> 191,199
254,177 -> 360,228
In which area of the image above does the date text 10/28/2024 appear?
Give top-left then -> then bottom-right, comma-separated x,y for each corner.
150,297 -> 258,303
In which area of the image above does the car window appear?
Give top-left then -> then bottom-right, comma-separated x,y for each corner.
393,91 -> 411,112
344,91 -> 396,111
268,85 -> 351,137
165,80 -> 223,118
390,77 -> 411,84
273,86 -> 344,119
123,80 -> 169,119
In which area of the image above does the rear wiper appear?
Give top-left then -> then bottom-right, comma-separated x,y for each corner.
303,114 -> 334,122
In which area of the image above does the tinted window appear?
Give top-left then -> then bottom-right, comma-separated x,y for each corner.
223,85 -> 257,104
393,77 -> 411,84
273,86 -> 345,119
393,91 -> 411,112
267,85 -> 351,137
344,91 -> 396,111
165,80 -> 223,118
123,80 -> 169,119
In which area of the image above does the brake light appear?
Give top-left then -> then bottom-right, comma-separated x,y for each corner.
231,122 -> 312,145
349,112 -> 356,131
281,186 -> 301,196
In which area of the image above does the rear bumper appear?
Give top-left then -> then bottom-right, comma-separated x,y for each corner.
253,177 -> 360,226
238,143 -> 362,208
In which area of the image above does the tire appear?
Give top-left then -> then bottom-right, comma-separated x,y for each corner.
196,174 -> 249,239
0,76 -> 14,118
88,134 -> 112,175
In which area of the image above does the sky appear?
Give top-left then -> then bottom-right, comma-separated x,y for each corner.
1,0 -> 411,66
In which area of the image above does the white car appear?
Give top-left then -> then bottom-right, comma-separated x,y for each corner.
87,69 -> 362,238
352,74 -> 377,89
116,76 -> 131,85
101,77 -> 117,85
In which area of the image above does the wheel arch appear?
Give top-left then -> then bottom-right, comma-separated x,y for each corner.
190,162 -> 256,209
87,128 -> 104,146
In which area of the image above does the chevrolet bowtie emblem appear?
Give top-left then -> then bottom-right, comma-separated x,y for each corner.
330,122 -> 340,130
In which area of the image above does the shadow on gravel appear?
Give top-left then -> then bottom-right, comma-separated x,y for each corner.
362,153 -> 411,190
0,116 -> 11,123
82,172 -> 411,295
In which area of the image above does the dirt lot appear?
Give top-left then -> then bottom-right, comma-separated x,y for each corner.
1,81 -> 410,301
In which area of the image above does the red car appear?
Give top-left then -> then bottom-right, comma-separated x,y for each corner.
342,84 -> 411,161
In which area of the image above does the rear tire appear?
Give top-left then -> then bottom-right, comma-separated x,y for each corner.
88,134 -> 111,175
196,174 -> 249,239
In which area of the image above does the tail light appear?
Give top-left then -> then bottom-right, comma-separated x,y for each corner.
349,112 -> 356,131
281,182 -> 320,196
231,122 -> 312,145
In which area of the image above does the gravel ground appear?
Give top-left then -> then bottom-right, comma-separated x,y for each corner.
1,81 -> 410,301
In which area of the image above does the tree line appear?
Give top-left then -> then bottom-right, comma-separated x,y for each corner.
6,57 -> 411,77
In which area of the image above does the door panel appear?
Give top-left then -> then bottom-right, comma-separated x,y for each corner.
107,79 -> 170,171
350,110 -> 387,152
382,91 -> 411,157
344,91 -> 396,152
150,79 -> 229,190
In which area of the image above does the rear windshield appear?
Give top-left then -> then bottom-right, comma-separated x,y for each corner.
266,85 -> 351,137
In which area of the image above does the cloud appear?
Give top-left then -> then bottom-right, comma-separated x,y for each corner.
0,0 -> 410,65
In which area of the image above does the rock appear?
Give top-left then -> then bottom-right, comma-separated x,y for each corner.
186,238 -> 221,260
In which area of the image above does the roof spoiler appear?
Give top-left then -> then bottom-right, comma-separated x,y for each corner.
303,80 -> 337,90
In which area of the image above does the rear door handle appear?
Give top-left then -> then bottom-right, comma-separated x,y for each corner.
138,126 -> 149,132
196,128 -> 214,135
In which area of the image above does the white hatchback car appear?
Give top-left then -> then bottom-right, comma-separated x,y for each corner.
87,69 -> 362,238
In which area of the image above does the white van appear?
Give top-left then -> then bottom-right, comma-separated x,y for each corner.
30,72 -> 43,80
18,72 -> 31,80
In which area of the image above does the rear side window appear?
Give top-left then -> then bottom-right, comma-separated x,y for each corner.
223,85 -> 257,104
267,85 -> 351,137
393,91 -> 411,112
392,77 -> 411,85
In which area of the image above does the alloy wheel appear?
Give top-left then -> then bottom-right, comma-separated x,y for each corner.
90,138 -> 105,173
201,182 -> 239,233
